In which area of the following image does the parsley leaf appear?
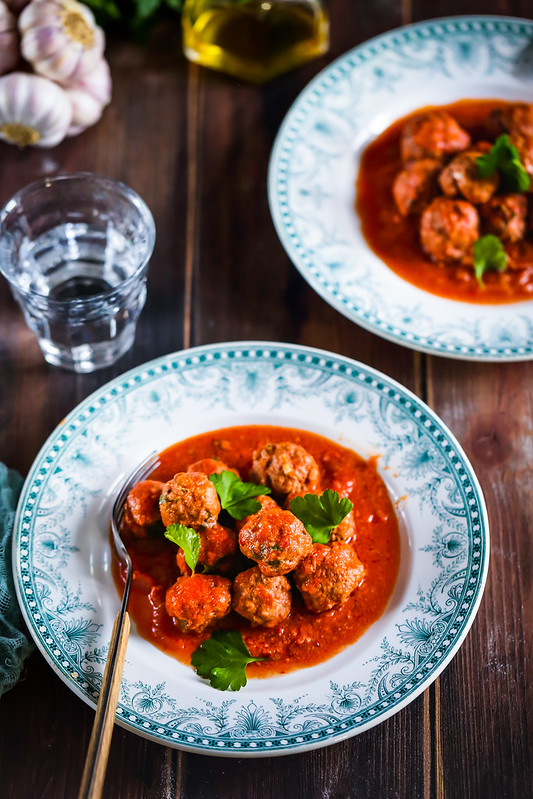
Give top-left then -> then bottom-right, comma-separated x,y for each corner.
473,235 -> 508,287
164,524 -> 200,571
476,134 -> 531,192
191,630 -> 264,691
289,490 -> 354,543
209,471 -> 271,520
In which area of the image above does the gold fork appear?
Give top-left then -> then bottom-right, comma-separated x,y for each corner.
78,452 -> 159,799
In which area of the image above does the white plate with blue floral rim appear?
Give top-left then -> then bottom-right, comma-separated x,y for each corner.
268,16 -> 533,361
12,342 -> 489,756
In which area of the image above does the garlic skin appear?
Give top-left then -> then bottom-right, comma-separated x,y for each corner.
0,1 -> 19,77
0,71 -> 72,147
65,56 -> 111,136
19,0 -> 105,83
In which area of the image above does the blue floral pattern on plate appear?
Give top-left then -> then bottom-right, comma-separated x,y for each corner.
268,16 -> 533,361
12,342 -> 489,755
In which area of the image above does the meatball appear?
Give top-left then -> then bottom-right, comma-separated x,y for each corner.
480,194 -> 527,243
232,566 -> 292,627
159,472 -> 220,528
238,507 -> 313,576
420,197 -> 479,263
175,523 -> 237,575
165,573 -> 231,633
123,480 -> 165,537
400,111 -> 471,163
505,103 -> 533,178
439,148 -> 499,204
294,544 -> 365,613
250,442 -> 319,497
392,159 -> 441,215
329,509 -> 356,544
235,494 -> 279,532
187,458 -> 238,477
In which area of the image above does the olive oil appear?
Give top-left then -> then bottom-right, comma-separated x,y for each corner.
182,0 -> 329,82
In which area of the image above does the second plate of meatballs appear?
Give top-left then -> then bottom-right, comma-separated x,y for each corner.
269,16 -> 533,360
358,100 -> 533,302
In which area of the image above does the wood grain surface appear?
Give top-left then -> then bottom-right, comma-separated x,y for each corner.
0,1 -> 531,797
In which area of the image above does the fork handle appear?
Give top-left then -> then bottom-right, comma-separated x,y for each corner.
78,610 -> 131,799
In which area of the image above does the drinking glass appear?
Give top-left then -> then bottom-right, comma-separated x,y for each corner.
0,173 -> 156,373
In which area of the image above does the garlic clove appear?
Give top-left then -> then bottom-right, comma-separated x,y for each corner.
65,57 -> 111,136
0,0 -> 20,76
66,89 -> 101,136
0,71 -> 72,147
64,54 -> 111,101
19,0 -> 105,83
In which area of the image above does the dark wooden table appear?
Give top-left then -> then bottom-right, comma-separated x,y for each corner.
1,2 -> 532,797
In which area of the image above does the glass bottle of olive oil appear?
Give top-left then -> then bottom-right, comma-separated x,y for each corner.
181,0 -> 329,83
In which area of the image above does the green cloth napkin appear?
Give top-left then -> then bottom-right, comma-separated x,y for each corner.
0,464 -> 34,697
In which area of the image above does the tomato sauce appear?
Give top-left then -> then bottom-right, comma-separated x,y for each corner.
357,99 -> 533,304
114,426 -> 400,677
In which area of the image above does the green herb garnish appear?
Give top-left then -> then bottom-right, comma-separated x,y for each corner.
209,471 -> 271,520
476,134 -> 531,192
289,489 -> 353,543
84,0 -> 184,41
164,524 -> 200,571
191,630 -> 264,691
473,234 -> 508,287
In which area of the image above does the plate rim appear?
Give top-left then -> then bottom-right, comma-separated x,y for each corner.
268,14 -> 533,362
12,340 -> 490,756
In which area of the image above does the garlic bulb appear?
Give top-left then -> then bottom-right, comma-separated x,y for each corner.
0,72 -> 72,147
65,56 -> 111,136
19,0 -> 105,83
0,1 -> 19,77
